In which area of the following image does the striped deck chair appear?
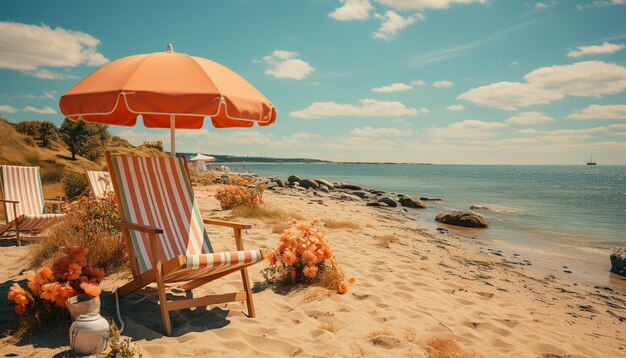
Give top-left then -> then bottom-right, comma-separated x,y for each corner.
86,170 -> 113,199
106,152 -> 265,336
0,165 -> 65,246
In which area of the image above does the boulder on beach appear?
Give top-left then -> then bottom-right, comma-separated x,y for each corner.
377,197 -> 397,208
319,186 -> 330,193
420,197 -> 443,201
315,178 -> 335,189
399,196 -> 427,209
610,248 -> 626,277
287,175 -> 301,184
330,192 -> 363,202
366,201 -> 388,207
337,183 -> 363,191
299,179 -> 319,189
435,210 -> 489,228
350,191 -> 370,200
272,178 -> 285,187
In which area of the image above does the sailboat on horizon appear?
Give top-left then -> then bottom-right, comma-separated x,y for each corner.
587,153 -> 597,166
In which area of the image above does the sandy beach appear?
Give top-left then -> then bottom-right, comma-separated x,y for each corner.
1,182 -> 625,357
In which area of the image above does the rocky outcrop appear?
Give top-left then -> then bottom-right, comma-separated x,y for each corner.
272,178 -> 285,187
287,175 -> 301,184
315,179 -> 335,189
610,248 -> 626,277
350,191 -> 370,200
420,197 -> 442,201
377,197 -> 398,208
399,197 -> 427,209
336,183 -> 362,191
299,179 -> 319,189
367,201 -> 388,207
435,210 -> 489,228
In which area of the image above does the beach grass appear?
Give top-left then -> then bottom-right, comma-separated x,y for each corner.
231,204 -> 303,222
425,336 -> 481,358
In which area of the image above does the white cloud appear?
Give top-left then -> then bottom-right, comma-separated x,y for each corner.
375,0 -> 488,10
411,79 -> 425,85
447,104 -> 465,111
458,61 -> 626,110
432,80 -> 454,88
22,69 -> 78,80
428,119 -> 507,138
505,111 -> 554,125
535,2 -> 548,8
0,21 -> 109,78
577,0 -> 625,10
261,50 -> 314,80
567,42 -> 625,58
0,105 -> 18,113
23,106 -> 57,114
329,0 -> 373,20
509,61 -> 519,66
351,126 -> 411,137
371,82 -> 413,92
373,11 -> 421,40
567,104 -> 626,120
290,98 -> 421,118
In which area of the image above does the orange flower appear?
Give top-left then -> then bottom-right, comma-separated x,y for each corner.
15,304 -> 28,314
349,277 -> 356,284
302,249 -> 316,264
40,282 -> 61,303
85,266 -> 105,283
61,246 -> 89,260
80,282 -> 101,297
282,251 -> 297,266
338,281 -> 349,294
8,283 -> 30,306
303,265 -> 318,279
266,250 -> 277,265
38,266 -> 53,280
66,263 -> 83,280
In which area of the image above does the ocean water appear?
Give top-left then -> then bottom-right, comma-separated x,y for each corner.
232,163 -> 626,289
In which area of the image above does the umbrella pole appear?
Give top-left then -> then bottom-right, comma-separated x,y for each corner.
170,114 -> 175,157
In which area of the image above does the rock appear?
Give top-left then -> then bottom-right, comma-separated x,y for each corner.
371,190 -> 385,196
319,186 -> 330,193
420,197 -> 443,201
299,179 -> 319,189
377,197 -> 397,208
331,192 -> 363,201
435,210 -> 489,228
314,178 -> 334,189
367,201 -> 388,207
610,248 -> 626,277
399,196 -> 427,209
337,183 -> 362,190
287,175 -> 301,184
273,178 -> 285,187
350,191 -> 370,200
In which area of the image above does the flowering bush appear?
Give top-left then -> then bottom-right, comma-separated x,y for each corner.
189,168 -> 216,186
29,193 -> 125,273
264,219 -> 355,294
8,246 -> 105,315
215,185 -> 263,210
228,175 -> 251,186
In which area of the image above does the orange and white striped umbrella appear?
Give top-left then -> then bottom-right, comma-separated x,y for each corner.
59,44 -> 277,156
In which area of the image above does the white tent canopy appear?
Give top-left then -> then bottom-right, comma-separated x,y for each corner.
189,153 -> 217,162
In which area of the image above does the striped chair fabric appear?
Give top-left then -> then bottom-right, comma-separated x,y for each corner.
87,170 -> 113,199
1,165 -> 65,231
108,155 -> 263,280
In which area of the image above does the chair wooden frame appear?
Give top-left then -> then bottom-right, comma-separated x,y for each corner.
105,152 -> 264,336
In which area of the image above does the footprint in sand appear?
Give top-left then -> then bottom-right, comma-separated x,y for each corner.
369,334 -> 401,349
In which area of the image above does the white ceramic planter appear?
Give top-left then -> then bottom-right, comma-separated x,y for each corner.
69,313 -> 109,355
66,294 -> 100,320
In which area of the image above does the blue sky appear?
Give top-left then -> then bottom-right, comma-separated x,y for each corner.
1,0 -> 626,164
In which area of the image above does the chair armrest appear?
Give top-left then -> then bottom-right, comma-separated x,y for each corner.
113,221 -> 164,234
44,199 -> 64,204
0,199 -> 19,204
203,219 -> 251,230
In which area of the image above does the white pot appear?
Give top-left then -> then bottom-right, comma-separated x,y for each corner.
67,294 -> 100,320
69,313 -> 109,355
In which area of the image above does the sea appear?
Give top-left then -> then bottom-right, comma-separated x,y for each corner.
231,163 -> 626,290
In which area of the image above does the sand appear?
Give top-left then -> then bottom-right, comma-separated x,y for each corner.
1,185 -> 625,357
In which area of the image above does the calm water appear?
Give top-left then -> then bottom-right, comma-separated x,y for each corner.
233,164 -> 626,288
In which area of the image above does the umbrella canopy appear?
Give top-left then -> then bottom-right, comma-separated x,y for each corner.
190,153 -> 216,162
59,44 -> 276,156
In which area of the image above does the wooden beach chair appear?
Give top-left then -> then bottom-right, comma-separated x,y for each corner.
105,152 -> 265,336
0,165 -> 65,246
86,170 -> 113,199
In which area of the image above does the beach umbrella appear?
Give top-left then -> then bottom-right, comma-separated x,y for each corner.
189,153 -> 217,162
59,44 -> 276,156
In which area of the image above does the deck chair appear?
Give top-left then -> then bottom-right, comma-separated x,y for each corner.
86,170 -> 113,199
106,152 -> 265,336
0,165 -> 65,246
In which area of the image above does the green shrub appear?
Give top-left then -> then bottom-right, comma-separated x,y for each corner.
63,172 -> 89,198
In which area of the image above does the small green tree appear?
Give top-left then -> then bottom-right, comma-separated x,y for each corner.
38,121 -> 59,148
59,119 -> 110,160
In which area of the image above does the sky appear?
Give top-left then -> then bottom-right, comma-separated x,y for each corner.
1,0 -> 626,164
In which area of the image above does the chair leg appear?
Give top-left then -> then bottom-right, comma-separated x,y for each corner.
155,262 -> 172,336
240,267 -> 256,318
14,221 -> 20,247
